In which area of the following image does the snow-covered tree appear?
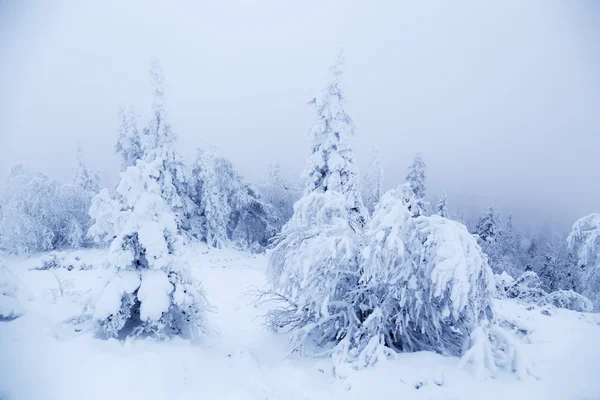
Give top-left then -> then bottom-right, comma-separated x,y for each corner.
302,50 -> 366,229
435,192 -> 449,218
115,106 -> 142,171
0,165 -> 92,254
259,161 -> 299,234
353,185 -> 496,364
93,61 -> 193,239
362,149 -> 384,215
266,191 -> 361,352
405,154 -> 427,215
567,213 -> 600,310
474,206 -> 503,273
137,60 -> 193,230
72,144 -> 101,194
189,148 -> 278,251
93,159 -> 206,338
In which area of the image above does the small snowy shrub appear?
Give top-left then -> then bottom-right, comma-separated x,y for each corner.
0,265 -> 24,320
539,290 -> 593,312
93,160 -> 206,338
0,165 -> 93,255
502,271 -> 547,303
32,252 -> 94,272
266,191 -> 361,351
355,186 -> 495,363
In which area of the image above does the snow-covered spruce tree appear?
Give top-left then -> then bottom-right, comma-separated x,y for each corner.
405,154 -> 427,216
72,144 -> 101,194
435,192 -> 449,218
93,159 -> 206,338
89,60 -> 193,244
189,148 -> 278,251
474,206 -> 503,273
352,184 -> 496,365
0,165 -> 92,254
567,213 -> 600,310
362,149 -> 384,215
138,60 -> 193,231
302,50 -> 366,229
266,51 -> 365,353
115,106 -> 142,171
260,161 -> 300,233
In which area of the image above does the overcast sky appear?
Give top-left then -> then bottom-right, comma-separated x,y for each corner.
1,0 -> 599,234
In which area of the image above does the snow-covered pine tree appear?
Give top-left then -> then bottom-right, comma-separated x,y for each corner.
405,154 -> 427,215
266,51 -> 364,354
362,149 -> 384,215
93,158 -> 206,338
567,213 -> 600,310
435,192 -> 449,218
91,60 -> 193,242
302,50 -> 366,229
72,144 -> 101,194
260,161 -> 299,232
474,206 -> 503,273
189,147 -> 278,251
189,148 -> 231,248
137,60 -> 193,231
115,106 -> 142,171
536,240 -> 561,292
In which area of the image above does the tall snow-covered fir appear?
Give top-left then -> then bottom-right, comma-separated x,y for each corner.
362,149 -> 384,215
302,50 -> 366,229
405,154 -> 427,215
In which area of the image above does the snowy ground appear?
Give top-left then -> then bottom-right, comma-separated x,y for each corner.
1,245 -> 599,400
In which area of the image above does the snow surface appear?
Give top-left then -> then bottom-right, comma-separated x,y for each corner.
1,245 -> 600,400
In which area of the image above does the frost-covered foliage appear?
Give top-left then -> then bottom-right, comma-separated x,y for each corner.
302,50 -> 366,229
266,191 -> 361,351
115,106 -> 142,171
259,161 -> 300,233
474,206 -> 503,273
0,165 -> 93,255
354,186 -> 495,363
567,213 -> 600,311
435,192 -> 449,218
539,290 -> 593,313
93,159 -> 206,338
267,183 -> 508,372
33,251 -> 94,272
405,154 -> 427,215
0,264 -> 24,320
362,149 -> 384,215
499,271 -> 547,303
72,144 -> 101,194
190,148 -> 278,251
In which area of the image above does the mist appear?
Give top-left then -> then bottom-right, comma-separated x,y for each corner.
1,0 -> 599,234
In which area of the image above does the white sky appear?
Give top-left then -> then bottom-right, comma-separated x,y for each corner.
1,0 -> 599,233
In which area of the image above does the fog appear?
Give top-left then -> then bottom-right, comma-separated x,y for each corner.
1,0 -> 599,234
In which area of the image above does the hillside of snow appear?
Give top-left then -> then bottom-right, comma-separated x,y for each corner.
1,246 -> 599,400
